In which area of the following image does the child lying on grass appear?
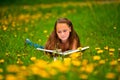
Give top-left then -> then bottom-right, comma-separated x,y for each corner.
26,18 -> 81,57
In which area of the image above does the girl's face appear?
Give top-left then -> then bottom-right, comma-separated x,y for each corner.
56,23 -> 71,43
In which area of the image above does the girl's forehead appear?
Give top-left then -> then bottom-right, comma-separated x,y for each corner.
56,23 -> 69,28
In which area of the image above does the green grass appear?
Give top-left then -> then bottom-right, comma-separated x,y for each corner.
0,1 -> 120,80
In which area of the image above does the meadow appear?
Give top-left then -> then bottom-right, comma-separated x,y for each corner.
0,1 -> 120,80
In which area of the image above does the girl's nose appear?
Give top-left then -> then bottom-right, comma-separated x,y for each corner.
61,32 -> 65,35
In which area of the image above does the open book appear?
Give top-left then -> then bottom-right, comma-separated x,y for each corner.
25,38 -> 89,56
37,46 -> 89,56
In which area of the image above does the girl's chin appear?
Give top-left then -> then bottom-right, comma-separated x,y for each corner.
61,39 -> 68,42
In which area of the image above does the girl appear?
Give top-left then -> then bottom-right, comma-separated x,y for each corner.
26,18 -> 81,56
45,18 -> 80,52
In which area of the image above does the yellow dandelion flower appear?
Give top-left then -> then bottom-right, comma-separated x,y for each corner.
48,68 -> 57,76
63,58 -> 71,67
30,57 -> 37,62
14,34 -> 17,38
0,75 -> 3,80
109,52 -> 114,56
12,22 -> 16,27
79,74 -> 88,79
106,72 -> 115,79
18,14 -> 25,20
95,47 -> 100,50
104,46 -> 109,50
72,60 -> 81,67
2,25 -> 7,31
34,59 -> 48,69
50,60 -> 68,72
113,26 -> 117,29
20,66 -> 27,70
16,58 -> 23,65
38,39 -> 41,42
0,59 -> 4,63
93,56 -> 101,61
118,58 -> 120,62
110,60 -> 117,66
77,47 -> 82,50
0,68 -> 3,73
5,52 -> 10,56
99,60 -> 105,65
30,66 -> 40,74
97,49 -> 103,54
7,65 -> 19,73
109,48 -> 115,52
46,35 -> 49,38
17,54 -> 21,57
22,53 -> 28,56
6,74 -> 17,80
38,69 -> 50,78
69,52 -> 82,59
118,48 -> 120,51
24,27 -> 28,32
82,59 -> 88,66
43,30 -> 48,33
85,64 -> 94,73
80,66 -> 85,72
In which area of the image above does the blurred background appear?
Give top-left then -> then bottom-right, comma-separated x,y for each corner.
0,0 -> 119,6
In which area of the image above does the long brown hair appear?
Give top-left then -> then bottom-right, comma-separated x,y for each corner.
45,18 -> 80,52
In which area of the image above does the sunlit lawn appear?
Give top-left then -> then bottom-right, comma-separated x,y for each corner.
0,1 -> 120,80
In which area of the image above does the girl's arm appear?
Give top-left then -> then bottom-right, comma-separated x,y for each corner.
71,39 -> 78,50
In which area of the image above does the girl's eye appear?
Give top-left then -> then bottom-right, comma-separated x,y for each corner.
57,30 -> 67,33
63,30 -> 67,32
57,31 -> 61,33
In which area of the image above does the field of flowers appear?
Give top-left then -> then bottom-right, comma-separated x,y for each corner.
0,1 -> 120,80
